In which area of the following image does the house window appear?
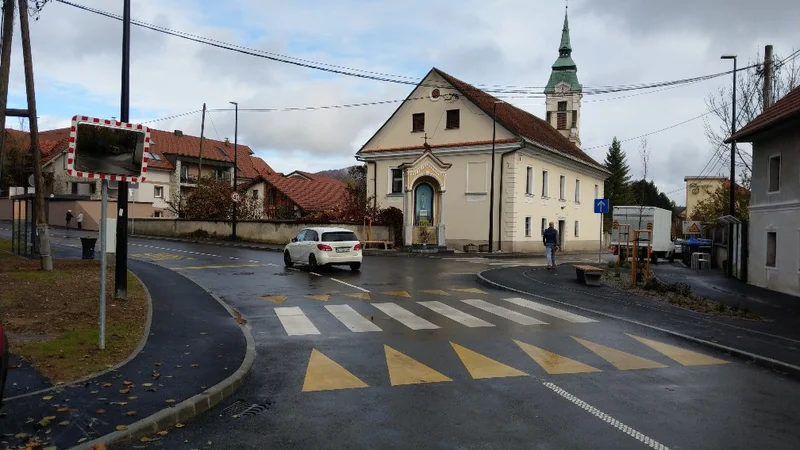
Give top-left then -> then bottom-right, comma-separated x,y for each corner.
571,110 -> 578,129
558,101 -> 567,111
769,154 -> 781,192
559,175 -> 566,200
595,184 -> 599,199
412,113 -> 425,132
216,147 -> 228,158
253,189 -> 259,199
525,217 -> 532,237
71,182 -> 78,194
575,179 -> 581,203
525,166 -> 533,195
446,109 -> 460,129
154,186 -> 164,198
390,168 -> 403,194
541,218 -> 548,235
541,170 -> 549,197
546,111 -> 552,124
574,221 -> 579,237
154,211 -> 163,218
268,189 -> 276,205
767,232 -> 777,267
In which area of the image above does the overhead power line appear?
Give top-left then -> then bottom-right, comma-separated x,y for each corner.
53,0 -> 759,97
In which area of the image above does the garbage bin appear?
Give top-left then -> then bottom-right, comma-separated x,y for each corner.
80,237 -> 97,260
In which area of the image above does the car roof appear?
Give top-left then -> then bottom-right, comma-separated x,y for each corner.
304,227 -> 357,233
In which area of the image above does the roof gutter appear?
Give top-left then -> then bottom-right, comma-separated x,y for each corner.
521,137 -> 610,176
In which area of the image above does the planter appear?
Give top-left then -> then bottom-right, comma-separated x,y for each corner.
478,244 -> 489,253
464,243 -> 478,253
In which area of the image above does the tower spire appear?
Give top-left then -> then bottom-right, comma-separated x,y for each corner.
560,2 -> 572,56
544,2 -> 582,146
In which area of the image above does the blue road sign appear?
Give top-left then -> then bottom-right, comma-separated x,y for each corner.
594,198 -> 609,214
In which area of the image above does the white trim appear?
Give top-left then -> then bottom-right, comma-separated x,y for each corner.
465,160 -> 488,194
153,185 -> 164,198
750,201 -> 800,212
388,166 -> 403,195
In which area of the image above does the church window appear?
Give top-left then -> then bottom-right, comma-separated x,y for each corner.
412,113 -> 425,132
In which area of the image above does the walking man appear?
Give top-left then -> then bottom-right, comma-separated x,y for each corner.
543,221 -> 560,269
76,211 -> 84,230
65,210 -> 73,229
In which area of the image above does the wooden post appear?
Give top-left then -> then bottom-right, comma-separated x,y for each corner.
0,0 -> 16,191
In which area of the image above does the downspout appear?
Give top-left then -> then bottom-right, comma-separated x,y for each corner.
498,146 -> 522,252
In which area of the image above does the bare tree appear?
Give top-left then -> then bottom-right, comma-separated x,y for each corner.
636,137 -> 650,230
704,49 -> 800,186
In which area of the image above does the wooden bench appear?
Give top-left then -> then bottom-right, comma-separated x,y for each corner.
363,240 -> 394,250
573,265 -> 605,286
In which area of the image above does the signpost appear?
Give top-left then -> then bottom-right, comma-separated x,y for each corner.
683,221 -> 702,235
594,199 -> 609,263
231,192 -> 241,203
68,115 -> 150,350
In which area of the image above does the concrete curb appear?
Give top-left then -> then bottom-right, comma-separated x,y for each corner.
129,233 -> 284,253
476,268 -> 800,380
70,272 -> 257,450
4,270 -> 155,402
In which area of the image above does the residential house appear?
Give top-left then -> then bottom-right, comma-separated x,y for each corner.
683,176 -> 727,220
726,85 -> 800,296
356,9 -> 608,251
242,171 -> 348,219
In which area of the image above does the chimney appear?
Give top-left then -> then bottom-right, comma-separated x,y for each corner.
763,45 -> 774,111
173,129 -> 184,137
224,137 -> 230,147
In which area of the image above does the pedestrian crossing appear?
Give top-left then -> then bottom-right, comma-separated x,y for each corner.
274,297 -> 597,336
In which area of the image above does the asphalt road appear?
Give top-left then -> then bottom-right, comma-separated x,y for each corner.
4,230 -> 800,449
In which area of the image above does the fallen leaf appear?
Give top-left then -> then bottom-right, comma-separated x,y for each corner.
45,416 -> 56,420
15,432 -> 29,440
128,396 -> 138,400
176,365 -> 183,368
92,444 -> 107,450
165,399 -> 176,404
78,437 -> 88,443
154,362 -> 163,367
157,431 -> 168,436
44,447 -> 58,450
90,390 -> 99,394
96,409 -> 107,414
57,408 -> 68,412
200,332 -> 208,335
26,439 -> 42,448
152,372 -> 161,379
142,383 -> 153,387
116,425 -> 128,431
119,389 -> 130,394
58,420 -> 70,426
184,352 -> 191,355
102,383 -> 113,387
175,423 -> 185,428
123,380 -> 133,386
42,396 -> 53,400
116,402 -> 129,406
126,411 -> 137,417
37,418 -> 52,428
140,436 -> 154,442
191,364 -> 199,368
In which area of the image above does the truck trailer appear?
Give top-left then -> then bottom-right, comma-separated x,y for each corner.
610,206 -> 676,263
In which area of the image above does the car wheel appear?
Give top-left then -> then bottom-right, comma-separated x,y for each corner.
350,262 -> 361,271
308,254 -> 319,272
283,251 -> 293,268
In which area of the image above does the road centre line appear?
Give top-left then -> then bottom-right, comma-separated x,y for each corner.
328,277 -> 370,293
543,382 -> 669,449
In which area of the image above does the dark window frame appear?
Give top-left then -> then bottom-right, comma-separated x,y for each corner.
446,109 -> 460,129
768,155 -> 781,192
412,113 -> 425,132
391,168 -> 403,194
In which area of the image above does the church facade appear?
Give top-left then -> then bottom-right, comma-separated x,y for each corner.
356,11 -> 608,252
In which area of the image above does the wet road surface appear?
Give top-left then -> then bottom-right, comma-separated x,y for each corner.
6,230 -> 800,449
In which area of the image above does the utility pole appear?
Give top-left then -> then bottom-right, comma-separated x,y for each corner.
115,0 -> 131,299
721,54 -> 737,277
0,0 -> 16,193
18,0 -> 51,270
229,101 -> 238,240
198,102 -> 206,176
488,101 -> 500,252
763,45 -> 774,110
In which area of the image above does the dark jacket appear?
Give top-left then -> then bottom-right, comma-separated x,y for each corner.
66,212 -> 74,221
543,227 -> 559,246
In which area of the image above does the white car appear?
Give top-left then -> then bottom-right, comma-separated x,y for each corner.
284,227 -> 363,271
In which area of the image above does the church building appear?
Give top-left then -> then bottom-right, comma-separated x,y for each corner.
356,10 -> 609,252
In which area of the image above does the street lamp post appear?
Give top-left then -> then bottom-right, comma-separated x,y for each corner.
230,101 -> 239,240
488,100 -> 503,252
721,54 -> 737,277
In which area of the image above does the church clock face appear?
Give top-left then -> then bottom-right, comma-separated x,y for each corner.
557,84 -> 570,94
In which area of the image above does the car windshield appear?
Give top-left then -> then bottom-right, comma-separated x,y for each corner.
321,231 -> 358,242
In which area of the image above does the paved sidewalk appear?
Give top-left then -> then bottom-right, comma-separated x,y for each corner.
0,259 -> 250,449
478,264 -> 800,377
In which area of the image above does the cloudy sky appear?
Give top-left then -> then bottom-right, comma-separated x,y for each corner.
5,0 -> 799,204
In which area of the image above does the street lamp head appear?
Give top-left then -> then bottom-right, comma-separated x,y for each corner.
229,101 -> 238,106
720,55 -> 737,60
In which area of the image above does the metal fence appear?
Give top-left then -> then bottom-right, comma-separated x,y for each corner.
10,194 -> 38,257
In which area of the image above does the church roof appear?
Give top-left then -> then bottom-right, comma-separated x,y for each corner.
545,8 -> 581,94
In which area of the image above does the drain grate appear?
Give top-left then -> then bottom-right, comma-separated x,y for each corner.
220,399 -> 270,418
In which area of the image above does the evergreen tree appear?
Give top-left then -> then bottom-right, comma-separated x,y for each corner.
602,137 -> 632,229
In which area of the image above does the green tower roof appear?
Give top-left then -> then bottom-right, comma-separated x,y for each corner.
545,8 -> 581,94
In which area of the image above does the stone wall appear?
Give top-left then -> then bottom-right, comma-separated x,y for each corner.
127,218 -> 392,245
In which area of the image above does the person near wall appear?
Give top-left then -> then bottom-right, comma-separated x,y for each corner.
77,211 -> 84,230
65,210 -> 74,229
543,221 -> 560,269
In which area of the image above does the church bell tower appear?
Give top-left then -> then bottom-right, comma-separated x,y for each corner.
544,5 -> 582,146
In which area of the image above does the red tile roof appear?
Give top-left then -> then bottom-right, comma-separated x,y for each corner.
246,171 -> 349,212
4,129 -> 68,164
728,85 -> 800,142
237,154 -> 275,179
360,68 -> 606,172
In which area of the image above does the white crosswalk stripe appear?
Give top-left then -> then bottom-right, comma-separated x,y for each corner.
275,307 -> 321,336
372,303 -> 440,330
461,299 -> 547,325
325,305 -> 382,332
418,301 -> 494,328
503,298 -> 597,323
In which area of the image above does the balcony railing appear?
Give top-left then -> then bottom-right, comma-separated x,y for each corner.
180,174 -> 198,184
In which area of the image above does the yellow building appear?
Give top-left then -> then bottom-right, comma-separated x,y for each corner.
356,10 -> 608,252
684,176 -> 727,220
